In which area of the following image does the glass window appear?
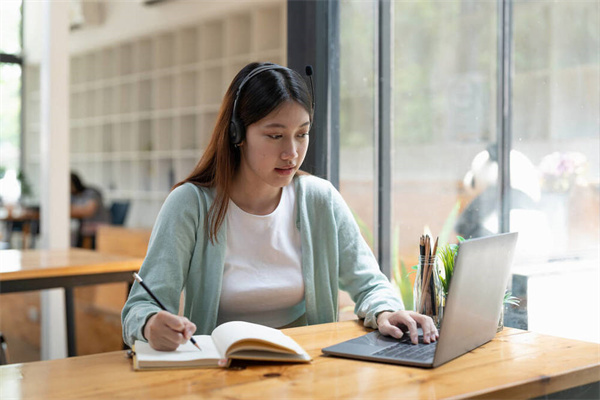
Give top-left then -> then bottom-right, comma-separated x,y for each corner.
511,0 -> 599,342
0,0 -> 23,190
338,0 -> 377,320
338,0 -> 599,343
392,1 -> 499,276
0,63 -> 22,172
0,0 -> 22,55
339,1 -> 377,245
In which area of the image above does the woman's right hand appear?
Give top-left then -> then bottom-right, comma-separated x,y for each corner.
143,310 -> 197,351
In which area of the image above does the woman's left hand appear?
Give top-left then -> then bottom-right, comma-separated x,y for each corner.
376,310 -> 439,345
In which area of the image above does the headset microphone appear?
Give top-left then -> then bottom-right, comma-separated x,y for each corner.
305,65 -> 315,111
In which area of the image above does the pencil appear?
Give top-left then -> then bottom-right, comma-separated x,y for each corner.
432,236 -> 439,259
132,272 -> 202,351
431,236 -> 439,316
419,235 -> 432,313
419,235 -> 425,281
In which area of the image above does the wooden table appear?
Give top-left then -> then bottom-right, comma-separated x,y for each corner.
0,249 -> 144,357
0,321 -> 598,399
0,206 -> 40,249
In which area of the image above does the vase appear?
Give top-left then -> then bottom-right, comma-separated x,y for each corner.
413,256 -> 445,329
497,306 -> 504,333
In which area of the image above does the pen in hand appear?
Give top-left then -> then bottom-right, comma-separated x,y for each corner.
132,272 -> 202,351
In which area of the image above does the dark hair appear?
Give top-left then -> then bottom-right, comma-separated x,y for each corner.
173,62 -> 313,243
71,172 -> 86,194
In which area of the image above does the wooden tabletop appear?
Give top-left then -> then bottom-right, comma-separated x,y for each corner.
1,321 -> 598,399
0,206 -> 39,222
0,248 -> 143,282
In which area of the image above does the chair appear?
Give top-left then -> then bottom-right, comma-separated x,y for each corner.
109,201 -> 130,226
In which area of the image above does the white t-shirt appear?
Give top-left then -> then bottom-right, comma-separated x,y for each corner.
217,183 -> 305,328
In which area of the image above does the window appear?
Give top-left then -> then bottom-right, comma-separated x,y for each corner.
390,0 -> 498,273
510,0 -> 599,342
339,1 -> 376,249
0,0 -> 24,200
338,0 -> 599,342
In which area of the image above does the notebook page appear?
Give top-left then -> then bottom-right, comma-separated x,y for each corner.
211,321 -> 305,356
135,335 -> 221,363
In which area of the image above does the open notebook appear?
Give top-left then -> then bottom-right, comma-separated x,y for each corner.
132,321 -> 311,370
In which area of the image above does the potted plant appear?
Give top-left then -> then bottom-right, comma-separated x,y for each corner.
437,236 -> 464,299
498,291 -> 521,332
437,236 -> 520,332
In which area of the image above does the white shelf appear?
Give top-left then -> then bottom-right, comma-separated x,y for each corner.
179,27 -> 199,65
23,2 -> 287,228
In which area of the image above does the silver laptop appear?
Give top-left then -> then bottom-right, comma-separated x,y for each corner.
322,232 -> 518,368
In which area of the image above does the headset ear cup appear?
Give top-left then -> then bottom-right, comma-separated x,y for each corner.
229,63 -> 289,146
229,119 -> 244,145
229,120 -> 237,144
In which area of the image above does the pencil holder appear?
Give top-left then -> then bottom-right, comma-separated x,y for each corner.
413,256 -> 445,329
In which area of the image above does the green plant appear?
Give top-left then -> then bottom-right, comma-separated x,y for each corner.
503,291 -> 521,306
437,200 -> 461,249
437,236 -> 465,297
350,202 -> 466,312
392,227 -> 414,309
17,170 -> 32,199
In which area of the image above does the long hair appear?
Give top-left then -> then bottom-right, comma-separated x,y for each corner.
173,62 -> 313,243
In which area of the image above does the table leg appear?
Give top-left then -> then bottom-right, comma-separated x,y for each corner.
29,220 -> 38,249
5,221 -> 13,247
64,287 -> 77,357
122,281 -> 134,350
22,222 -> 30,250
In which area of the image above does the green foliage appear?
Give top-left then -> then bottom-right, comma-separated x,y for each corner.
503,291 -> 521,306
17,170 -> 32,198
437,236 -> 464,297
437,200 -> 462,248
392,226 -> 414,310
437,243 -> 458,297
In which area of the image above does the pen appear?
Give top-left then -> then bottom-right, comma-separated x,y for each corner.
132,272 -> 201,351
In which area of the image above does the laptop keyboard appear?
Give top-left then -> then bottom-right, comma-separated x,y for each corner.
372,335 -> 437,361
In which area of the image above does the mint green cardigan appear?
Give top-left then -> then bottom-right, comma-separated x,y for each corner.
121,175 -> 404,346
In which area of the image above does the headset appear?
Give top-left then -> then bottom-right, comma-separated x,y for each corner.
229,63 -> 315,146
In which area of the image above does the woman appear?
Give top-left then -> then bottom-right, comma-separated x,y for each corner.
122,62 -> 438,351
70,172 -> 110,248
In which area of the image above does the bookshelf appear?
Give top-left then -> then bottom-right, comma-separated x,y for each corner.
23,3 -> 287,228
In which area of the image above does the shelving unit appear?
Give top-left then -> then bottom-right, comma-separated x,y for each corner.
23,3 -> 287,228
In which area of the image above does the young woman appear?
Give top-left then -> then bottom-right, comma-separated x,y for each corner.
121,62 -> 438,351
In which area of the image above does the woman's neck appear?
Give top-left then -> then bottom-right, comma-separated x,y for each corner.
229,176 -> 284,216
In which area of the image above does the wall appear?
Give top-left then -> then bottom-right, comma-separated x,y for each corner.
24,0 -> 281,61
22,0 -> 287,229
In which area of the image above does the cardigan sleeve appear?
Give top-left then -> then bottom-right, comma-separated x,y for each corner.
121,183 -> 203,346
330,185 -> 405,328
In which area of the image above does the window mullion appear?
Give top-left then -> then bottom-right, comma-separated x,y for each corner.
497,0 -> 513,233
376,0 -> 393,277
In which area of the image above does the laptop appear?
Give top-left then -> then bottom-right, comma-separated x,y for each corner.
322,232 -> 518,368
